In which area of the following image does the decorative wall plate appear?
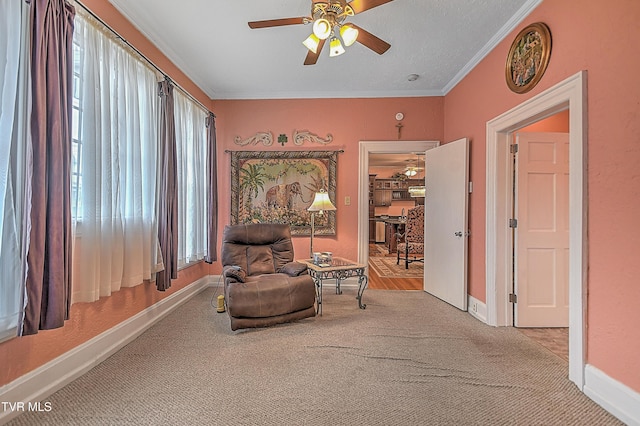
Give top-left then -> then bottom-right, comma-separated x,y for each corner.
505,22 -> 551,94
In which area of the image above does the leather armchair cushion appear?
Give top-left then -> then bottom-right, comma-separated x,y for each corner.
223,266 -> 246,283
246,246 -> 275,275
278,261 -> 308,276
222,223 -> 294,273
227,273 -> 315,318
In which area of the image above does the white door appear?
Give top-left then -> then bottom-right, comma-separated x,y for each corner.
514,132 -> 569,327
424,138 -> 469,310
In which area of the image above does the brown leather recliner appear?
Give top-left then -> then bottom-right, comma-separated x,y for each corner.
221,223 -> 316,331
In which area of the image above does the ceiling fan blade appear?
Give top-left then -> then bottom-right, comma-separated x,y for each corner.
248,17 -> 306,29
351,24 -> 391,55
349,0 -> 393,14
304,39 -> 326,65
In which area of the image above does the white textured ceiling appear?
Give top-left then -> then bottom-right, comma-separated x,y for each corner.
106,0 -> 541,100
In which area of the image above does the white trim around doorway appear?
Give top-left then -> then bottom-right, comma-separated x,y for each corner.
485,71 -> 588,389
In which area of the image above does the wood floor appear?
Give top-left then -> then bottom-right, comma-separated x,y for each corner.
367,244 -> 422,290
518,327 -> 569,362
367,263 -> 423,290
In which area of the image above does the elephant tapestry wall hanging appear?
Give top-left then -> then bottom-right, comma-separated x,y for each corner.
229,150 -> 338,236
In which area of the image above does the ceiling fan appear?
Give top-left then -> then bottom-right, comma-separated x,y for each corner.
248,0 -> 393,65
403,155 -> 424,177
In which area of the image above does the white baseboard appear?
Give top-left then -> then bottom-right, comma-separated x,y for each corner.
0,275 -> 214,425
584,364 -> 640,426
467,294 -> 487,323
209,275 -> 223,288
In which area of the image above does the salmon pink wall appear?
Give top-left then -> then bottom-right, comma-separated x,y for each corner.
0,0 -> 212,388
519,110 -> 569,133
213,97 -> 444,259
443,0 -> 640,392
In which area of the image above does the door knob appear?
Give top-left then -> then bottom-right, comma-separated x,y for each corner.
454,231 -> 463,237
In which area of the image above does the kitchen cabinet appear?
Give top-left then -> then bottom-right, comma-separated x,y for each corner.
373,178 -> 424,206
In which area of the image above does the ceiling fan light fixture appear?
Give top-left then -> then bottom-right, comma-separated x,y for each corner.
303,33 -> 320,53
405,169 -> 417,177
329,37 -> 345,57
339,24 -> 358,47
248,0 -> 391,65
312,18 -> 332,40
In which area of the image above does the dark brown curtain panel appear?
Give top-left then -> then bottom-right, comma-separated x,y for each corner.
156,79 -> 178,291
205,112 -> 218,264
23,0 -> 75,335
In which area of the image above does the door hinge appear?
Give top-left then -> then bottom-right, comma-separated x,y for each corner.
510,143 -> 519,154
509,293 -> 518,303
509,218 -> 518,228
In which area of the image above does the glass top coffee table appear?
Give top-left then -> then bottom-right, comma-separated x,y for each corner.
298,257 -> 368,315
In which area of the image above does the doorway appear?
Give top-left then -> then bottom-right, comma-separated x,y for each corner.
486,71 -> 587,389
513,130 -> 569,327
367,150 -> 425,290
357,141 -> 439,266
513,129 -> 570,365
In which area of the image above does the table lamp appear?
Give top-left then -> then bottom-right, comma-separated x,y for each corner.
307,189 -> 336,258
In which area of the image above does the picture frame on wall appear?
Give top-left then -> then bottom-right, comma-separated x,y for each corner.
505,22 -> 552,94
230,150 -> 338,236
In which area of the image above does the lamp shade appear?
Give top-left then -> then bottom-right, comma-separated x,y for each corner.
340,24 -> 359,47
312,18 -> 332,40
329,37 -> 345,57
303,33 -> 320,53
307,190 -> 336,214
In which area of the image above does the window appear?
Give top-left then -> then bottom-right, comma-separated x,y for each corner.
71,40 -> 83,220
174,91 -> 208,266
70,11 -> 162,302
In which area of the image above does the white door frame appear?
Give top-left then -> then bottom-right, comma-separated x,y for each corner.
485,71 -> 587,388
358,140 -> 440,265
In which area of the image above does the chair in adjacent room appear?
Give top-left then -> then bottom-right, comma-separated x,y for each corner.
221,223 -> 316,331
396,204 -> 424,269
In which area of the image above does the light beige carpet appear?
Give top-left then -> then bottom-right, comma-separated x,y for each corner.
369,255 -> 423,278
7,288 -> 622,426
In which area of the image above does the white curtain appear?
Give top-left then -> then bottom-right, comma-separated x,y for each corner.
71,12 -> 161,303
174,91 -> 208,266
0,0 -> 31,341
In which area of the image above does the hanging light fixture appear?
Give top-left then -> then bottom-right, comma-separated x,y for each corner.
312,18 -> 332,39
404,156 -> 419,177
408,186 -> 425,198
302,1 -> 357,58
329,37 -> 345,57
339,24 -> 359,47
407,153 -> 425,196
303,33 -> 321,53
